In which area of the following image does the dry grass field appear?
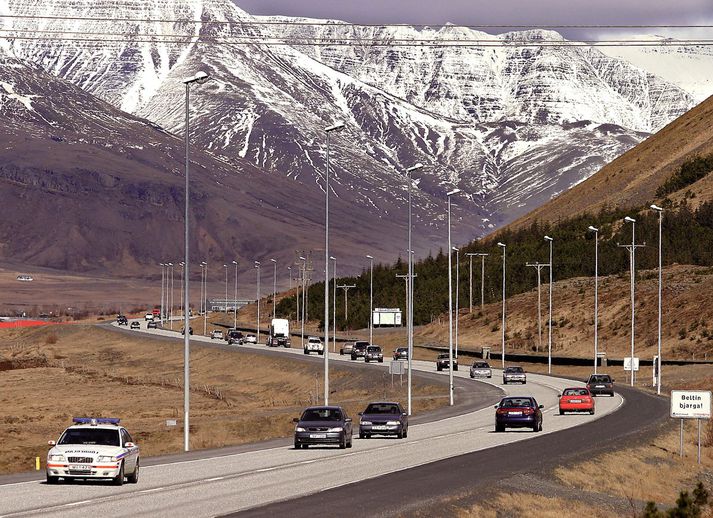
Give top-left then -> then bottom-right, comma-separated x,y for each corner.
0,324 -> 446,475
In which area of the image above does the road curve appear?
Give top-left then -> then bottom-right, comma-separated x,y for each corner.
0,320 -> 639,517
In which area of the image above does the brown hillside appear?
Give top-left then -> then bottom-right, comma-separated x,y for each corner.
503,95 -> 713,230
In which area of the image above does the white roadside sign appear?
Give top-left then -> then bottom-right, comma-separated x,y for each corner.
670,390 -> 712,419
623,357 -> 639,371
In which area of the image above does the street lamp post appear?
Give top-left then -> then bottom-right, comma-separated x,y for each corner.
169,263 -> 174,329
588,226 -> 599,373
202,262 -> 208,336
182,70 -> 210,452
324,122 -> 345,405
299,256 -> 306,347
544,235 -> 553,374
447,189 -> 460,406
232,261 -> 238,329
160,263 -> 165,325
453,247 -> 460,358
498,242 -> 506,369
330,256 -> 336,353
179,262 -> 184,321
270,259 -> 277,318
619,216 -> 644,386
406,163 -> 423,416
223,264 -> 228,314
287,266 -> 292,291
651,205 -> 664,394
367,255 -> 374,346
255,261 -> 261,344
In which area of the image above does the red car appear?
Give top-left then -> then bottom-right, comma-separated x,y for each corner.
558,387 -> 595,415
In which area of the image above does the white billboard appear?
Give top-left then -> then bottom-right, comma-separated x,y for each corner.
670,390 -> 711,419
373,308 -> 402,326
624,357 -> 639,371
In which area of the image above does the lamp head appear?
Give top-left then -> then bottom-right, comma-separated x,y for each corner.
497,242 -> 506,248
232,260 -> 238,265
254,261 -> 260,267
366,254 -> 373,259
270,258 -> 277,263
446,189 -> 461,197
452,246 -> 459,252
650,204 -> 663,212
544,235 -> 553,242
325,122 -> 345,132
407,163 -> 424,173
587,226 -> 599,232
183,71 -> 210,85
624,216 -> 636,223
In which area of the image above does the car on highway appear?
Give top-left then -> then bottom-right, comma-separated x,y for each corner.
470,361 -> 492,378
393,347 -> 408,360
436,353 -> 458,371
227,329 -> 244,345
210,330 -> 224,340
116,315 -> 128,326
293,406 -> 353,449
558,387 -> 595,415
181,326 -> 193,335
503,366 -> 527,384
350,341 -> 369,360
147,320 -> 159,329
358,402 -> 408,439
339,342 -> 355,356
244,334 -> 257,344
364,345 -> 384,363
130,321 -> 140,330
144,313 -> 154,322
304,336 -> 324,355
586,374 -> 615,396
46,417 -> 139,485
494,396 -> 543,432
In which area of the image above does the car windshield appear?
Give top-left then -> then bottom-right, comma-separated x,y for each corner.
506,367 -> 524,373
59,428 -> 120,446
438,354 -> 449,359
355,341 -> 369,346
367,346 -> 381,352
301,408 -> 343,421
500,398 -> 533,408
563,388 -> 589,396
364,403 -> 401,414
308,338 -> 320,343
397,348 -> 407,352
474,362 -> 489,368
589,375 -> 611,383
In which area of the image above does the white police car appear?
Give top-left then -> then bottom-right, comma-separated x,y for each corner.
46,418 -> 139,485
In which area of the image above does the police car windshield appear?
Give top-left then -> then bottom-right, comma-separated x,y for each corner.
59,428 -> 120,446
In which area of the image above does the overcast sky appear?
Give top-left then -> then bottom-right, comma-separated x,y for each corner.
233,0 -> 713,38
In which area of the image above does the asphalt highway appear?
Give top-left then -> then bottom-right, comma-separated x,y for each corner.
0,320 -> 643,517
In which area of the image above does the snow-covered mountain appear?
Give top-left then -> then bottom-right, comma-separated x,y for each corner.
0,0 -> 707,272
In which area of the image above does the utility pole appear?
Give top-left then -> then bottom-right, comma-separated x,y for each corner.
255,261 -> 261,344
453,247 -> 460,358
526,262 -> 549,353
618,218 -> 645,386
337,285 -> 356,322
544,235 -> 554,374
232,260 -> 239,330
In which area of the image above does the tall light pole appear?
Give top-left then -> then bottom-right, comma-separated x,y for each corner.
255,261 -> 261,344
544,235 -> 554,374
169,263 -> 174,330
232,260 -> 238,330
651,205 -> 664,394
453,247 -> 460,358
330,256 -> 337,353
287,266 -> 292,291
202,261 -> 208,336
467,252 -> 490,309
619,216 -> 644,386
179,262 -> 184,321
446,189 -> 460,406
299,256 -> 306,347
160,263 -> 165,325
182,70 -> 210,452
223,264 -> 228,314
270,259 -> 277,318
406,163 -> 423,416
498,242 -> 506,369
366,255 -> 374,345
588,226 -> 599,374
324,122 -> 345,406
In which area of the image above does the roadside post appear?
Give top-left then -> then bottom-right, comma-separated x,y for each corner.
390,360 -> 405,387
670,390 -> 711,463
652,355 -> 658,388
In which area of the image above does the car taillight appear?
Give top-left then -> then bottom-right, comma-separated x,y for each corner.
496,408 -> 508,415
523,408 -> 534,415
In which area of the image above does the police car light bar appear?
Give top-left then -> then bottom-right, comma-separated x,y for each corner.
72,417 -> 121,425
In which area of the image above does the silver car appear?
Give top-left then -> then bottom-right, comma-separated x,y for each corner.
470,361 -> 492,379
503,366 -> 527,384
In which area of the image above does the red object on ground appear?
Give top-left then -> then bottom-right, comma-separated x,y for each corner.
0,320 -> 50,328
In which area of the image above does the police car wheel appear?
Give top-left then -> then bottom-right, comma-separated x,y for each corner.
46,474 -> 59,484
127,459 -> 139,484
112,462 -> 125,486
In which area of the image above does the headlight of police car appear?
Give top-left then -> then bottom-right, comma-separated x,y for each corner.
97,455 -> 118,462
386,421 -> 400,426
48,454 -> 66,462
295,427 -> 306,432
360,421 -> 372,426
327,427 -> 343,432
